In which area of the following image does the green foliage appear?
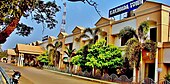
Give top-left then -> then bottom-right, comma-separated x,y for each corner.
86,39 -> 123,69
165,74 -> 170,81
119,26 -> 137,39
37,51 -> 49,63
119,21 -> 157,68
138,21 -> 149,40
70,55 -> 83,66
46,41 -> 62,66
64,47 -> 75,58
125,38 -> 141,63
143,40 -> 157,59
71,39 -> 123,70
48,49 -> 54,65
78,28 -> 101,45
0,0 -> 60,36
0,51 -> 7,58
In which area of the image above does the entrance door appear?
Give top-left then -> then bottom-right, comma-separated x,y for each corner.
145,63 -> 155,80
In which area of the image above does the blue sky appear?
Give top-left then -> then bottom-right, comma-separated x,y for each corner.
1,0 -> 170,50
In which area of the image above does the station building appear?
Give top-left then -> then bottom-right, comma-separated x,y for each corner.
6,1 -> 170,83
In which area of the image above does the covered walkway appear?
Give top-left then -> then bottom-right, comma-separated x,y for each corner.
15,44 -> 45,66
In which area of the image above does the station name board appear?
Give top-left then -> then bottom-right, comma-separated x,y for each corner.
109,0 -> 146,17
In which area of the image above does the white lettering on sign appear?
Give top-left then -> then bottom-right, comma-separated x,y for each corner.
109,0 -> 145,17
110,4 -> 129,16
130,0 -> 143,8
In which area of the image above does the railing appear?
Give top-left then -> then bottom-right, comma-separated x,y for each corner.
0,67 -> 11,84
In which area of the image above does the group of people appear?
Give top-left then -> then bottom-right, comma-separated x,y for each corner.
24,59 -> 36,67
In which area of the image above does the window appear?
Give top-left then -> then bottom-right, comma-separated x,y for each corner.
121,35 -> 133,46
150,28 -> 157,42
105,37 -> 107,45
69,43 -> 73,50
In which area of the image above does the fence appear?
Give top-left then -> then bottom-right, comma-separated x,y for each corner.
43,66 -> 170,84
43,66 -> 133,83
140,78 -> 170,84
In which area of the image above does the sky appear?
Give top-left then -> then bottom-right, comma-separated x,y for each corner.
1,0 -> 170,50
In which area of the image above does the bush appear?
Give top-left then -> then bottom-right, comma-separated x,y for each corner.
165,74 -> 170,81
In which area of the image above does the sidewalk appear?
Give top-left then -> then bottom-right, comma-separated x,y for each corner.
44,69 -> 118,84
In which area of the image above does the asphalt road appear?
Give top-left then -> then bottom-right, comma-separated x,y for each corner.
0,62 -> 99,84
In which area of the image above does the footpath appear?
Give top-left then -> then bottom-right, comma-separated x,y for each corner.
44,69 -> 118,84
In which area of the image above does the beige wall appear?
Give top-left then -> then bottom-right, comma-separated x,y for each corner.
26,2 -> 170,81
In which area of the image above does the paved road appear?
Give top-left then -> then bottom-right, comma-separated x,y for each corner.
0,62 -> 99,84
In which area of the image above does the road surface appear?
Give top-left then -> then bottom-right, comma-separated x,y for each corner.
0,62 -> 99,84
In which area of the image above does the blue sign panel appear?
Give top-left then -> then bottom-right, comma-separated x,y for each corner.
109,0 -> 146,17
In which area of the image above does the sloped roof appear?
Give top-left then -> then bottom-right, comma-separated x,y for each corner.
49,36 -> 56,40
145,1 -> 170,7
36,41 -> 42,44
95,17 -> 112,26
76,26 -> 85,30
7,49 -> 16,55
72,26 -> 85,33
61,32 -> 68,36
57,32 -> 68,38
16,44 -> 45,54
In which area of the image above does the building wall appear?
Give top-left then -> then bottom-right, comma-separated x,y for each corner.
135,2 -> 170,81
10,1 -> 170,82
112,19 -> 136,35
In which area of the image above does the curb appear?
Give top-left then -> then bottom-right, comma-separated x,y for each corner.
44,69 -> 118,84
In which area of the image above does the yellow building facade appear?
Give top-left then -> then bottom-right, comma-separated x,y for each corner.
6,1 -> 170,83
40,1 -> 169,82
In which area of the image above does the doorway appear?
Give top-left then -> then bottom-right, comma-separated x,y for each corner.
145,63 -> 155,80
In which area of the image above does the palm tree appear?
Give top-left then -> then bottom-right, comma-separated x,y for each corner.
76,28 -> 101,66
77,28 -> 101,75
64,47 -> 75,72
78,28 -> 101,45
46,41 -> 62,67
119,21 -> 157,82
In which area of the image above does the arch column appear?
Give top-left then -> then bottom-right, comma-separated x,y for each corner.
17,53 -> 24,67
20,54 -> 24,67
17,55 -> 20,66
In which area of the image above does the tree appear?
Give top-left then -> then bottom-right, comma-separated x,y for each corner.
0,0 -> 60,44
71,39 -> 123,75
0,0 -> 100,44
78,28 -> 101,45
71,55 -> 83,66
71,45 -> 91,72
36,51 -> 49,66
64,47 -> 75,72
86,39 -> 123,75
0,51 -> 7,58
46,41 -> 62,66
73,28 -> 101,71
119,21 -> 157,81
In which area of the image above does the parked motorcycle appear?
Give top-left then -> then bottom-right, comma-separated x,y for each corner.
11,70 -> 21,84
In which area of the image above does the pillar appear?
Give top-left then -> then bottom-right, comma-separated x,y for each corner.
133,62 -> 136,83
154,49 -> 158,83
7,55 -> 11,63
20,54 -> 24,67
17,53 -> 24,67
17,55 -> 20,66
